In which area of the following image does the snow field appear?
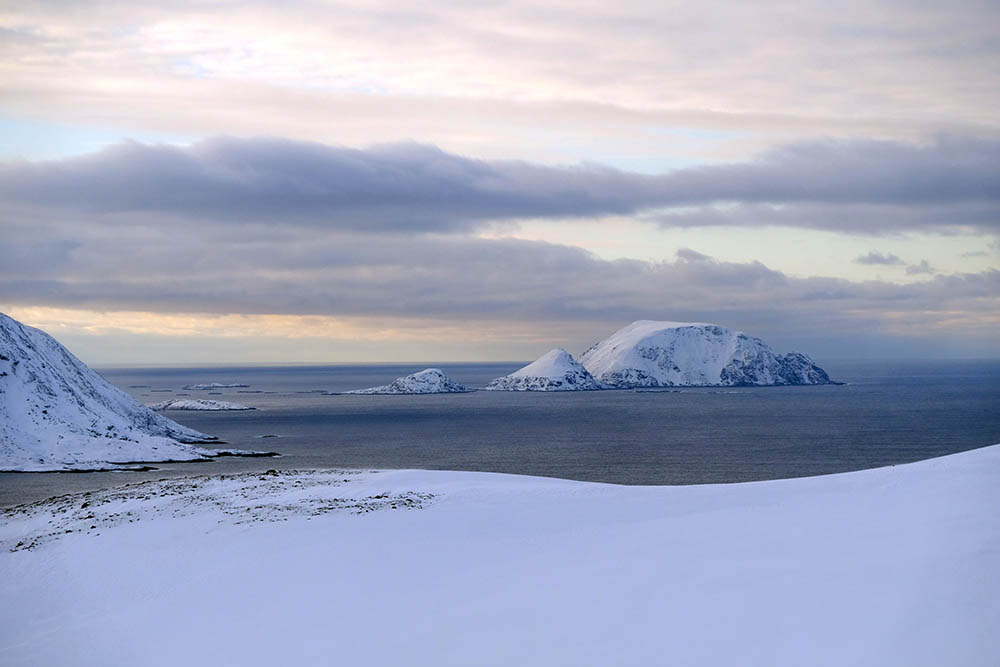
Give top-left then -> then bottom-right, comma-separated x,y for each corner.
1,444 -> 997,666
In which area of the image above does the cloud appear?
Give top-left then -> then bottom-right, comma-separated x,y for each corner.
657,136 -> 1000,208
906,260 -> 936,275
1,215 -> 996,357
2,3 -> 997,361
855,251 -> 904,266
1,135 -> 998,234
2,0 -> 998,156
649,201 -> 1000,234
676,248 -> 713,261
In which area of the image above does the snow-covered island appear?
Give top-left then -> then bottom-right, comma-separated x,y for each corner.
345,368 -> 470,394
483,322 -> 832,390
1,444 -> 996,665
149,399 -> 256,411
0,312 -> 267,471
580,320 -> 833,388
485,348 -> 601,391
182,382 -> 250,390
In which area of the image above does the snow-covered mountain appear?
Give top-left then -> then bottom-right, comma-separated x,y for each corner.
0,312 -> 236,471
150,399 -> 255,411
346,368 -> 470,394
580,320 -> 832,388
485,348 -> 601,391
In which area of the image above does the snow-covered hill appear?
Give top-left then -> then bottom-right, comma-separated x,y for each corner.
580,320 -> 832,388
2,445 -> 996,666
346,368 -> 470,394
0,312 -> 252,471
485,348 -> 601,391
150,399 -> 255,411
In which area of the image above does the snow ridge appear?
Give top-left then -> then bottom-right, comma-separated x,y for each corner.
485,348 -> 601,391
346,368 -> 470,394
0,312 -> 225,471
580,320 -> 832,388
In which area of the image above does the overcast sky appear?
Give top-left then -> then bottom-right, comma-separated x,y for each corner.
1,0 -> 997,363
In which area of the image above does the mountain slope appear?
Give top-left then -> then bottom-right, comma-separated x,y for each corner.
580,320 -> 832,388
0,312 -> 223,471
485,348 -> 601,391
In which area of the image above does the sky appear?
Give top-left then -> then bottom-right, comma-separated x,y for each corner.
0,0 -> 998,364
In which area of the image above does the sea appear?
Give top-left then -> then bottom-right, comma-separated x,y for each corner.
1,359 -> 998,506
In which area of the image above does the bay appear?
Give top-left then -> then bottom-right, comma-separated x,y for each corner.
2,359 -> 997,506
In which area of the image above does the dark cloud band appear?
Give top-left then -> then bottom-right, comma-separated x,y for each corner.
2,135 -> 998,233
0,227 -> 995,345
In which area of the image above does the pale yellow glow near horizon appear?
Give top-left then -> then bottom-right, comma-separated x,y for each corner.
3,307 -> 601,365
5,307 -> 570,344
875,308 -> 1000,341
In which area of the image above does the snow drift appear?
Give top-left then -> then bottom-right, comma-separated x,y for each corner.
345,368 -> 470,394
580,320 -> 832,388
485,348 -> 601,391
0,312 -> 251,471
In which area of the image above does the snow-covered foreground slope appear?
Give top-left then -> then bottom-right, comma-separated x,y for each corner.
581,320 -> 832,387
0,312 -> 232,471
149,399 -> 255,411
485,348 -> 601,391
345,368 -> 470,394
2,445 -> 997,667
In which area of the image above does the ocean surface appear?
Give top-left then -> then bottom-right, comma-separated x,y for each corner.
2,359 -> 998,506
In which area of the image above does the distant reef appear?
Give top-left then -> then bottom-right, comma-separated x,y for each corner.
149,399 -> 256,411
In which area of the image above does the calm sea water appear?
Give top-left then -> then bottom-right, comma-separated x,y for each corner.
2,359 -> 998,506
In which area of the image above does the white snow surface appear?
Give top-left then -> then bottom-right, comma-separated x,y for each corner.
581,320 -> 832,387
0,312 -> 224,471
149,399 -> 256,411
181,382 -> 249,390
485,348 -> 601,391
345,368 -> 470,394
1,444 -> 997,666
